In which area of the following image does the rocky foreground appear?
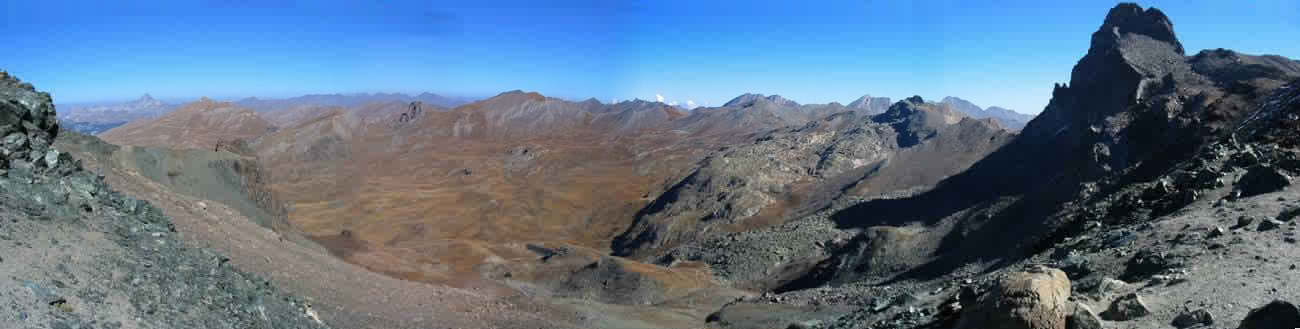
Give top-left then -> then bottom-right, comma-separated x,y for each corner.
0,72 -> 329,328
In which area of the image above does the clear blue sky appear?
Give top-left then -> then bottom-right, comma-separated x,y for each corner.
3,1 -> 1297,113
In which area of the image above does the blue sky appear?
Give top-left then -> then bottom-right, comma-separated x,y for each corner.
3,1 -> 1297,113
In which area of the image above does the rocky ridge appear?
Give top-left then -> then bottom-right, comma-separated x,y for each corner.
688,3 -> 1300,329
613,96 -> 1014,273
0,71 -> 329,329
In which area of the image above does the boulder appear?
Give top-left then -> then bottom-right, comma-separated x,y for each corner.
1066,302 -> 1101,329
1122,250 -> 1183,281
956,266 -> 1071,329
1258,219 -> 1284,231
1100,292 -> 1150,321
1238,300 -> 1300,329
1237,165 -> 1291,197
1171,308 -> 1213,328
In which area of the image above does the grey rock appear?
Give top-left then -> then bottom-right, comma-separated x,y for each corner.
1237,216 -> 1257,229
1100,292 -> 1150,321
1258,219 -> 1285,231
787,320 -> 822,329
42,149 -> 59,168
1066,302 -> 1102,329
1171,308 -> 1213,328
1237,165 -> 1291,197
1207,226 -> 1226,238
1238,300 -> 1300,329
1122,250 -> 1184,281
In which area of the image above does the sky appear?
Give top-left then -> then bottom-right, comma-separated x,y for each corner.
3,1 -> 1298,114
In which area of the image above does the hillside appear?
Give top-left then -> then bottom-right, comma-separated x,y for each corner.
613,96 -> 1013,267
0,72 -> 330,329
99,98 -> 275,150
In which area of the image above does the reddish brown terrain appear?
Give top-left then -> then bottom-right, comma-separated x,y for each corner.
99,97 -> 275,149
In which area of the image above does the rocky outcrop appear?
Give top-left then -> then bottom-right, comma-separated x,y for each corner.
0,71 -> 328,329
613,96 -> 1013,260
955,267 -> 1072,329
0,71 -> 60,170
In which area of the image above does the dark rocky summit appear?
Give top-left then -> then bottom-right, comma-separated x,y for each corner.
0,71 -> 327,329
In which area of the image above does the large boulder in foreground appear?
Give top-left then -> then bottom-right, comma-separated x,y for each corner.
1238,300 -> 1300,329
957,266 -> 1072,329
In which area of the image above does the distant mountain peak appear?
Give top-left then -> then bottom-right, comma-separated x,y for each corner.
723,93 -> 763,107
765,94 -> 798,107
847,94 -> 891,114
722,93 -> 799,108
939,96 -> 1034,130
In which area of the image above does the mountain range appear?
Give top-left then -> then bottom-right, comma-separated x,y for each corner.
234,92 -> 475,112
5,3 -> 1300,329
939,96 -> 1035,130
55,94 -> 175,134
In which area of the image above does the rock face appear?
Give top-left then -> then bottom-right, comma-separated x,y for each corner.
956,267 -> 1072,329
1238,300 -> 1300,329
0,71 -> 328,329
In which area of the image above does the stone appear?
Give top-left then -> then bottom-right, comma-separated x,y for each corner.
1258,219 -> 1284,231
1122,250 -> 1183,281
1237,216 -> 1257,229
1100,292 -> 1150,321
1097,278 -> 1129,295
786,320 -> 822,329
1207,226 -> 1226,238
1066,302 -> 1101,329
1237,165 -> 1291,197
42,149 -> 60,168
1171,308 -> 1213,328
1237,300 -> 1300,329
956,266 -> 1071,329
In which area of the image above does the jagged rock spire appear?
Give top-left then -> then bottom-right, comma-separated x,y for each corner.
1091,3 -> 1183,56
